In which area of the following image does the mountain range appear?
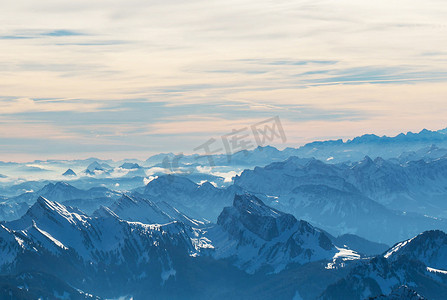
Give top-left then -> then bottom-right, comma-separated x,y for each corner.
1,127 -> 447,298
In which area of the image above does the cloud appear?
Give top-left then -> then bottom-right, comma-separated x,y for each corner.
0,98 -> 103,114
1,0 -> 447,160
41,30 -> 85,37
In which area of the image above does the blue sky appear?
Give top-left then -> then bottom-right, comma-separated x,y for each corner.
1,0 -> 447,161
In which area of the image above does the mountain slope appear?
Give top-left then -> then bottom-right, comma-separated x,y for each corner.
207,194 -> 359,274
105,194 -> 207,227
9,182 -> 121,214
320,231 -> 447,300
140,175 -> 239,221
234,157 -> 447,244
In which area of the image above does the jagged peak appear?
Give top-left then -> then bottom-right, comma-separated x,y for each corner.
351,156 -> 374,169
20,196 -> 88,226
118,194 -> 139,205
36,196 -> 58,208
218,194 -> 298,241
232,193 -> 284,218
92,205 -> 120,219
362,155 -> 373,163
40,181 -> 75,192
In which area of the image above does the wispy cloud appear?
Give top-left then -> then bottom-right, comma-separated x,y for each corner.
0,98 -> 104,114
41,30 -> 85,37
1,0 -> 447,160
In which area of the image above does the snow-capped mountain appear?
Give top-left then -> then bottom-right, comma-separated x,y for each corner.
321,230 -> 447,300
2,127 -> 447,298
0,197 -> 211,298
1,193 -> 445,299
384,230 -> 447,270
207,194 -> 359,274
105,194 -> 207,227
0,195 -> 363,299
9,182 -> 121,214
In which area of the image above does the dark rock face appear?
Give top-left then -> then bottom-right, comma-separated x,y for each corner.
218,194 -> 297,241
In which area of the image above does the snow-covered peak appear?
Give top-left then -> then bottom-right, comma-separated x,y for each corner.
2,198 -> 205,264
210,194 -> 346,273
13,196 -> 88,229
108,194 -> 172,225
384,230 -> 447,270
105,194 -> 206,227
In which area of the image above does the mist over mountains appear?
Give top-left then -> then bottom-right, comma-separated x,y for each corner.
2,127 -> 447,299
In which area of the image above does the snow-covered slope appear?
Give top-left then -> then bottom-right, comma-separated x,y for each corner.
384,230 -> 447,270
6,197 -> 201,261
328,233 -> 389,256
321,230 -> 447,300
105,194 -> 207,227
0,197 -> 215,297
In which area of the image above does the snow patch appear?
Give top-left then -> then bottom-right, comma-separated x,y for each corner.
427,266 -> 447,274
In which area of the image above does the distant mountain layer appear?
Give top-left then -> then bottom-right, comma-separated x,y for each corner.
62,168 -> 77,176
144,127 -> 447,166
234,156 -> 447,244
9,182 -> 121,214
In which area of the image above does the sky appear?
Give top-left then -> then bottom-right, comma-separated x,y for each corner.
1,0 -> 447,161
